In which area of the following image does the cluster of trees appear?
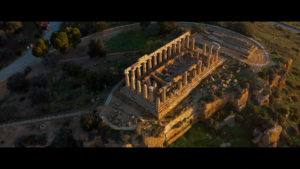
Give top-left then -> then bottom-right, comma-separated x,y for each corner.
142,39 -> 167,54
60,22 -> 108,37
6,69 -> 50,105
50,27 -> 82,54
0,48 -> 13,61
0,30 -> 9,46
80,115 -> 100,131
140,22 -> 178,36
0,21 -> 23,33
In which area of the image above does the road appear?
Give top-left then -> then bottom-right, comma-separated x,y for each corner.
267,21 -> 300,33
0,22 -> 62,83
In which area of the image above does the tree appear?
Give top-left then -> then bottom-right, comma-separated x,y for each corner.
30,74 -> 48,88
191,24 -> 203,34
0,48 -> 13,61
157,22 -> 178,35
173,27 -> 190,37
64,27 -> 81,48
258,71 -> 266,80
142,39 -> 167,54
80,115 -> 100,131
28,87 -> 50,105
6,72 -> 29,92
5,22 -> 23,33
0,30 -> 9,46
41,53 -> 59,68
32,39 -> 51,58
102,67 -> 124,86
232,22 -> 254,37
140,22 -> 151,28
87,39 -> 106,58
144,23 -> 159,36
62,62 -> 82,76
16,34 -> 27,45
50,31 -> 69,54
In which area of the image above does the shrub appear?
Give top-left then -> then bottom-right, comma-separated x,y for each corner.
0,30 -> 9,46
0,48 -> 13,61
262,118 -> 274,130
32,39 -> 51,58
252,114 -> 264,127
41,53 -> 59,68
269,95 -> 275,103
271,112 -> 279,123
294,108 -> 299,115
279,107 -> 289,116
30,74 -> 48,88
291,95 -> 299,102
291,127 -> 299,136
64,94 -> 73,101
214,121 -> 218,131
272,88 -> 280,98
16,50 -> 23,56
144,23 -> 159,36
23,66 -> 31,76
205,117 -> 214,128
258,71 -> 266,80
191,24 -> 203,34
278,114 -> 286,125
6,72 -> 29,92
102,67 -> 125,86
80,115 -> 100,131
290,114 -> 300,122
28,87 -> 50,105
123,134 -> 131,144
235,114 -> 244,125
212,111 -> 220,121
232,22 -> 254,37
242,121 -> 252,133
62,62 -> 82,76
173,27 -> 190,37
16,34 -> 27,45
157,22 -> 178,35
87,39 -> 106,58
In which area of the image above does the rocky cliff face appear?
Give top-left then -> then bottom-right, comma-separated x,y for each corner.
253,123 -> 282,147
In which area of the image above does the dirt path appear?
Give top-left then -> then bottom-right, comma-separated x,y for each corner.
267,21 -> 300,33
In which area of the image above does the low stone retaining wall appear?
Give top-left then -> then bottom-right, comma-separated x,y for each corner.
101,116 -> 138,130
0,110 -> 91,128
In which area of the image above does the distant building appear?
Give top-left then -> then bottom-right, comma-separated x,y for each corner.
41,22 -> 49,30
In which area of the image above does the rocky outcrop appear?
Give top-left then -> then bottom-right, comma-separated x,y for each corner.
253,124 -> 282,147
199,89 -> 248,121
255,85 -> 272,106
269,70 -> 288,90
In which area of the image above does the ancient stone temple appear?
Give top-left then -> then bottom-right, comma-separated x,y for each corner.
120,32 -> 226,119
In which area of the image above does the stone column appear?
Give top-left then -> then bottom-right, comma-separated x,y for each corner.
156,98 -> 160,108
207,56 -> 211,68
183,71 -> 187,86
163,49 -> 167,60
168,46 -> 171,57
192,38 -> 195,51
147,58 -> 152,71
203,43 -> 206,56
147,78 -> 151,87
124,72 -> 130,87
137,65 -> 142,79
131,69 -> 135,79
178,40 -> 181,53
193,70 -> 197,78
153,54 -> 157,68
196,51 -> 200,60
142,61 -> 147,75
153,81 -> 157,91
143,84 -> 148,99
137,80 -> 141,94
209,45 -> 214,56
158,51 -> 162,63
186,35 -> 190,48
162,87 -> 166,103
172,44 -> 176,55
215,48 -> 220,62
131,77 -> 135,90
148,86 -> 154,103
197,61 -> 202,74
182,37 -> 185,50
178,81 -> 182,90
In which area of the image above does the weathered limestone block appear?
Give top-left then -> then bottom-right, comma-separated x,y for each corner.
252,131 -> 263,144
261,124 -> 282,147
228,89 -> 249,112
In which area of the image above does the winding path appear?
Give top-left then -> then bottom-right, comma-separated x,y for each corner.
267,22 -> 300,33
